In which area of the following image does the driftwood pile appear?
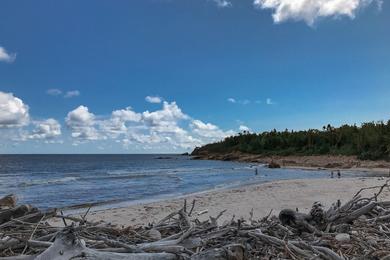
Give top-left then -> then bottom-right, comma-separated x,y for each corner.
2,182 -> 390,259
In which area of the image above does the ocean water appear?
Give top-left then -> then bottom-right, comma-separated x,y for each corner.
0,154 -> 366,210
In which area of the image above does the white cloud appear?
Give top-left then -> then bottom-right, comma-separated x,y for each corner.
2,94 -> 233,151
227,98 -> 236,103
142,101 -> 188,128
101,107 -> 142,138
190,119 -> 234,139
254,0 -> 381,25
64,90 -> 80,98
266,98 -> 275,105
0,46 -> 16,63
213,0 -> 232,8
239,125 -> 251,132
112,107 -> 142,122
63,101 -> 236,150
47,89 -> 62,96
140,102 -> 196,149
145,96 -> 162,104
0,92 -> 29,128
65,106 -> 101,140
227,98 -> 250,105
66,106 -> 94,125
27,119 -> 61,140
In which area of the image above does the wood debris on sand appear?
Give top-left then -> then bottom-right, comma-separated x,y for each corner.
2,182 -> 390,259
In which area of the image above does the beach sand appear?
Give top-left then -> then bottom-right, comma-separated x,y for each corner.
66,177 -> 390,227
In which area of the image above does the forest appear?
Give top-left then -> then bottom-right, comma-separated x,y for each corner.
192,121 -> 390,160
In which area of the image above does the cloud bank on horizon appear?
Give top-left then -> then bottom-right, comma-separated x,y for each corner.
0,91 -> 240,151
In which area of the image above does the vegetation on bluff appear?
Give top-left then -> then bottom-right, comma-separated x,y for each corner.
192,121 -> 390,160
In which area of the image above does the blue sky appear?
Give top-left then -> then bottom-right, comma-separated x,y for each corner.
0,0 -> 389,153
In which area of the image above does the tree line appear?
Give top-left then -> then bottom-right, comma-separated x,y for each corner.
192,121 -> 390,160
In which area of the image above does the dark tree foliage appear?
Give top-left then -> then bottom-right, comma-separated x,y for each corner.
192,121 -> 390,160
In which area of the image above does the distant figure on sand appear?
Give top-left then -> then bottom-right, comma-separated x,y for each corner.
337,170 -> 341,178
255,168 -> 258,175
330,171 -> 334,178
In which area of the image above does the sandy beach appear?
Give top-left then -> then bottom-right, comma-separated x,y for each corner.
71,176 -> 390,227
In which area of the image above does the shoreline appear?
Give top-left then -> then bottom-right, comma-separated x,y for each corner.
59,164 -> 387,214
192,153 -> 390,173
47,155 -> 390,227
50,175 -> 390,227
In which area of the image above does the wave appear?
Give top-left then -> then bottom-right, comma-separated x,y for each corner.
18,177 -> 79,187
106,166 -> 250,177
81,173 -> 184,182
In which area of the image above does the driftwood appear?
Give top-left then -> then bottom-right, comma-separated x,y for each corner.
2,181 -> 390,259
0,195 -> 17,209
0,205 -> 35,225
34,229 -> 178,260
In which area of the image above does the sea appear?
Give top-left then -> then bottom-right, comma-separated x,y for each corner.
0,154 -> 368,210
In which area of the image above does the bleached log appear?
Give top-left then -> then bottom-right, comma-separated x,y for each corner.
334,201 -> 377,224
33,230 -> 178,260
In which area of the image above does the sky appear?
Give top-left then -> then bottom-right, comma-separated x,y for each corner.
0,0 -> 389,154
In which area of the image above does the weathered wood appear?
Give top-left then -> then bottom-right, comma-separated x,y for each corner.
34,230 -> 178,260
190,244 -> 245,260
0,205 -> 34,224
0,194 -> 17,208
2,182 -> 390,259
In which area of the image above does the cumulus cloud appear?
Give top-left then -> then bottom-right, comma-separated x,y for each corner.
140,102 -> 198,149
0,92 -> 29,128
65,105 -> 100,140
145,96 -> 162,104
101,107 -> 142,138
27,119 -> 61,140
0,46 -> 16,63
64,90 -> 80,98
142,102 -> 188,127
112,107 -> 142,123
239,125 -> 251,132
254,0 -> 381,25
64,101 -> 235,150
213,0 -> 232,8
190,119 -> 234,139
47,89 -> 62,96
1,94 -> 233,150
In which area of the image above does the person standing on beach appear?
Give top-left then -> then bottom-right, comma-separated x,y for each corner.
337,170 -> 341,178
255,168 -> 258,175
331,171 -> 334,178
